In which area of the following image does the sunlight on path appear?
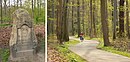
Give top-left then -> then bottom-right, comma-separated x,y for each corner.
69,36 -> 130,62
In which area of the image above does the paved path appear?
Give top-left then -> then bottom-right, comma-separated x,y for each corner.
69,36 -> 130,62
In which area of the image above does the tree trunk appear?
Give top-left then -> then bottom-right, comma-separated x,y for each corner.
17,0 -> 18,8
32,0 -> 34,18
82,0 -> 85,35
0,0 -> 2,23
57,0 -> 63,44
14,0 -> 15,8
90,0 -> 93,38
119,0 -> 125,37
101,0 -> 110,46
37,0 -> 40,16
72,0 -> 74,35
126,0 -> 130,39
51,0 -> 54,34
20,0 -> 22,7
63,0 -> 69,41
4,0 -> 7,18
77,0 -> 81,37
113,0 -> 117,39
93,0 -> 96,37
9,0 -> 10,15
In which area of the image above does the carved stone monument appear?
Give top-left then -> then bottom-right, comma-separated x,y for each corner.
9,9 -> 38,62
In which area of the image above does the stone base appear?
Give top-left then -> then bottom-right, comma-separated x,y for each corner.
8,49 -> 37,62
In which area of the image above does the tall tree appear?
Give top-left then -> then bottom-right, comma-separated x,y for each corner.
9,0 -> 11,19
20,0 -> 22,7
90,0 -> 93,38
77,0 -> 81,37
93,0 -> 96,37
0,0 -> 2,23
4,0 -> 7,17
17,0 -> 18,8
51,0 -> 54,34
32,0 -> 34,17
126,0 -> 130,39
82,0 -> 85,35
14,0 -> 15,8
71,0 -> 74,35
37,0 -> 40,16
57,0 -> 63,44
62,0 -> 69,41
101,0 -> 110,46
113,0 -> 117,39
119,0 -> 125,37
34,0 -> 36,9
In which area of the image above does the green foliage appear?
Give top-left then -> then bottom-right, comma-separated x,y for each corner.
57,40 -> 87,62
2,17 -> 11,22
0,49 -> 9,62
34,8 -> 45,24
0,24 -> 12,27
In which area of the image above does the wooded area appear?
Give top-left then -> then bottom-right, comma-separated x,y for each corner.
0,0 -> 45,24
48,0 -> 130,52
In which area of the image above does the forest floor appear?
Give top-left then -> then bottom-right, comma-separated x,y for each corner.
47,40 -> 68,62
69,36 -> 130,62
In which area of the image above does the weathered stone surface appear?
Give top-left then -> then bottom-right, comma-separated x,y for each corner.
9,8 -> 38,62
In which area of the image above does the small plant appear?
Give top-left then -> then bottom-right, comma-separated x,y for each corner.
0,49 -> 10,62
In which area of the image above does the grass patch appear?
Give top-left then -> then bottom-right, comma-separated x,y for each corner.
0,24 -> 12,27
97,40 -> 130,58
56,40 -> 87,62
0,49 -> 9,62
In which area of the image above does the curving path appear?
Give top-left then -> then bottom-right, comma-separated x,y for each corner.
69,36 -> 130,62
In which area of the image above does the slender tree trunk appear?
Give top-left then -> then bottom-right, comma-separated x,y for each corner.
119,0 -> 125,37
39,0 -> 42,16
32,0 -> 34,18
17,0 -> 18,8
77,0 -> 81,37
126,0 -> 130,39
14,0 -> 15,8
72,0 -> 74,35
9,0 -> 11,24
90,0 -> 93,38
88,1 -> 91,36
57,0 -> 63,44
34,0 -> 36,9
93,0 -> 96,37
63,0 -> 69,41
20,0 -> 22,7
51,0 -> 54,34
0,0 -> 2,23
82,0 -> 85,35
4,0 -> 7,18
113,0 -> 117,39
37,0 -> 40,17
101,0 -> 110,46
